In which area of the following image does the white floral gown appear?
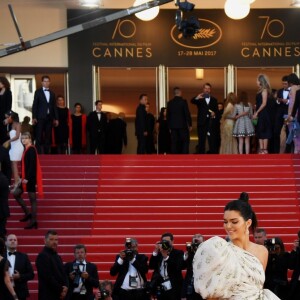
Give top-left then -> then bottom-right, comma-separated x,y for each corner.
193,236 -> 281,300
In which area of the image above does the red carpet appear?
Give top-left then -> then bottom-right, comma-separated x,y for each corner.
7,154 -> 300,299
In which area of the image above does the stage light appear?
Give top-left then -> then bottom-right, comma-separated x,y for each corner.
79,0 -> 101,8
224,0 -> 250,20
291,0 -> 300,7
134,0 -> 160,21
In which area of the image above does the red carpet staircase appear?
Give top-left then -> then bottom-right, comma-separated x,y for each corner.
7,154 -> 300,299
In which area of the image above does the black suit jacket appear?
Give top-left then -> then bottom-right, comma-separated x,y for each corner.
86,111 -> 107,138
0,145 -> 12,184
275,88 -> 289,116
135,104 -> 147,136
32,87 -> 58,120
5,251 -> 34,299
0,89 -> 12,119
64,260 -> 99,300
167,96 -> 192,129
36,246 -> 68,300
149,248 -> 184,295
191,96 -> 219,127
110,253 -> 148,296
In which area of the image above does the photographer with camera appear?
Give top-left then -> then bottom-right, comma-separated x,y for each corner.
149,232 -> 185,300
181,234 -> 204,300
264,237 -> 290,299
110,238 -> 149,300
65,244 -> 99,300
287,230 -> 300,299
94,280 -> 113,300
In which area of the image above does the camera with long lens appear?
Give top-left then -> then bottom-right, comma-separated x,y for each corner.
124,238 -> 135,260
72,262 -> 83,288
99,288 -> 110,300
264,238 -> 277,252
186,239 -> 201,253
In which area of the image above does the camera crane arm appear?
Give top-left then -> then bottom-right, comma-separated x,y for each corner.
0,0 -> 173,58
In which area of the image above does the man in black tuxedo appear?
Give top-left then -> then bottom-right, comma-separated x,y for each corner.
135,94 -> 148,154
272,75 -> 289,153
167,87 -> 192,154
36,230 -> 68,300
182,234 -> 204,300
87,100 -> 107,154
191,83 -> 219,154
149,232 -> 185,300
145,102 -> 156,154
65,244 -> 99,300
110,238 -> 149,300
5,234 -> 34,300
32,75 -> 58,154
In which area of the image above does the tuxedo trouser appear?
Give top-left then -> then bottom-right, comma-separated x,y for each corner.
118,288 -> 149,300
35,116 -> 52,154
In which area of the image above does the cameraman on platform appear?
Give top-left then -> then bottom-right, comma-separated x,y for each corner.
149,232 -> 185,300
65,244 -> 99,300
181,234 -> 204,300
110,238 -> 149,300
264,237 -> 289,300
287,230 -> 300,299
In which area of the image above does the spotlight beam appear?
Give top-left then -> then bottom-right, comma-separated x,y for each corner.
0,0 -> 173,58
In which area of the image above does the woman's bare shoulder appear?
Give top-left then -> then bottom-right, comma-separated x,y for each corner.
248,242 -> 268,269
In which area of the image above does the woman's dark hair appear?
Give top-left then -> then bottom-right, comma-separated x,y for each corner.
5,110 -> 19,122
0,238 -> 6,256
158,107 -> 166,122
287,73 -> 300,85
224,192 -> 258,233
0,76 -> 11,89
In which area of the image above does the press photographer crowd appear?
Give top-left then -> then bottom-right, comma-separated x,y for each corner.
1,230 -> 300,300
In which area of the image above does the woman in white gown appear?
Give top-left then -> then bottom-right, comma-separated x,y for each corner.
193,193 -> 280,300
3,111 -> 24,190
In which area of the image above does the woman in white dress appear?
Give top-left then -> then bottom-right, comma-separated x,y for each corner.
193,192 -> 280,300
3,111 -> 24,191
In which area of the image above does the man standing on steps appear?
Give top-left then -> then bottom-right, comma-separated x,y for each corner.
191,83 -> 219,154
254,228 -> 268,245
135,94 -> 148,154
167,87 -> 192,154
64,244 -> 99,300
36,230 -> 68,300
110,237 -> 149,300
87,100 -> 107,154
5,234 -> 34,300
32,75 -> 58,154
149,232 -> 185,300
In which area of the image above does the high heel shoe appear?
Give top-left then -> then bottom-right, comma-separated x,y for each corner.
24,221 -> 38,229
19,213 -> 32,222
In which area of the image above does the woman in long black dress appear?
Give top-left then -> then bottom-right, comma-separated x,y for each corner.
0,238 -> 19,300
156,107 -> 171,154
253,74 -> 273,154
54,95 -> 69,154
70,102 -> 87,154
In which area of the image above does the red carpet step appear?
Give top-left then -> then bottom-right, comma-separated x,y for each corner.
7,154 -> 300,299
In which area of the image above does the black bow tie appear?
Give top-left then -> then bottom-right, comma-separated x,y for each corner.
44,89 -> 50,92
284,89 -> 289,91
8,252 -> 16,256
97,112 -> 101,114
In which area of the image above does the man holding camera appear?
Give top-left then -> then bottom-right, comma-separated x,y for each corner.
110,238 -> 148,300
65,244 -> 99,300
149,232 -> 185,300
181,234 -> 204,300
